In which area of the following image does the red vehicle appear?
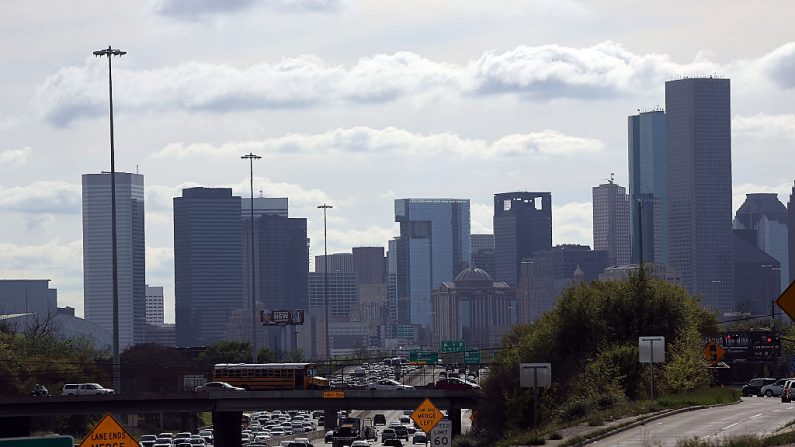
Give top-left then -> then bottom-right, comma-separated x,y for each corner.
432,377 -> 481,390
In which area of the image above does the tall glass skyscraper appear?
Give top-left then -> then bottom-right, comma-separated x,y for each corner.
394,199 -> 470,329
628,110 -> 667,264
82,172 -> 146,350
592,181 -> 630,267
734,193 -> 790,291
493,192 -> 552,287
666,77 -> 734,314
174,187 -> 243,347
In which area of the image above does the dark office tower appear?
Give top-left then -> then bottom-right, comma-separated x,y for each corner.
394,199 -> 471,329
628,110 -> 667,264
174,187 -> 242,347
243,213 -> 309,353
315,253 -> 353,273
733,229 -> 781,317
470,234 -> 495,278
592,180 -> 631,267
352,247 -> 387,284
789,182 -> 795,286
83,172 -> 146,350
734,193 -> 789,292
666,77 -> 734,314
493,192 -> 552,287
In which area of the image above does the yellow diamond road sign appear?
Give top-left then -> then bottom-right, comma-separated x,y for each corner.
79,413 -> 137,447
411,398 -> 444,433
776,281 -> 795,321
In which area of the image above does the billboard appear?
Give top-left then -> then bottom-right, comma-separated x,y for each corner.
260,309 -> 305,326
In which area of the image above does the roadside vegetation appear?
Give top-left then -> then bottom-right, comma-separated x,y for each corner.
457,271 -> 735,446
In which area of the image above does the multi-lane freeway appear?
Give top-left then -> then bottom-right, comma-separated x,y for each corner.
593,397 -> 795,446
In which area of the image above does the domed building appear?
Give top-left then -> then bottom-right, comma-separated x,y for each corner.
430,267 -> 517,350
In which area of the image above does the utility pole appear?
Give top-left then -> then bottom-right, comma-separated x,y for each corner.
242,153 -> 261,362
318,204 -> 333,362
93,45 -> 126,393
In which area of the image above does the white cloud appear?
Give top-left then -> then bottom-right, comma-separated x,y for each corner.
0,146 -> 31,165
0,181 -> 81,214
470,203 -> 493,234
152,127 -> 603,160
553,201 -> 592,246
733,114 -> 795,138
36,40 -> 769,126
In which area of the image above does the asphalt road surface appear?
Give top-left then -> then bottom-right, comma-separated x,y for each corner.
593,397 -> 795,446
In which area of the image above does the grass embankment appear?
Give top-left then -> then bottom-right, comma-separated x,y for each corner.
675,429 -> 795,447
454,387 -> 741,447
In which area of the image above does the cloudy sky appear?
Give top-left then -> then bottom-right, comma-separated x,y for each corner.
2,0 -> 795,323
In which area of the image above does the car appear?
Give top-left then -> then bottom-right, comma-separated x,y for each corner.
324,430 -> 334,443
368,379 -> 414,391
383,440 -> 403,447
195,381 -> 245,392
761,378 -> 792,397
373,414 -> 387,426
742,377 -> 778,396
139,435 -> 157,447
433,377 -> 481,390
61,383 -> 114,395
381,428 -> 397,442
412,431 -> 427,444
391,425 -> 409,440
30,384 -> 49,397
197,430 -> 213,444
783,379 -> 795,402
293,437 -> 312,446
351,441 -> 370,447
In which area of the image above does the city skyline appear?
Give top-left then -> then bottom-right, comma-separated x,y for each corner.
2,2 -> 795,321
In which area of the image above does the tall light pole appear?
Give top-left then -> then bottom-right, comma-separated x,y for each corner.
318,204 -> 333,361
93,45 -> 126,393
242,153 -> 261,362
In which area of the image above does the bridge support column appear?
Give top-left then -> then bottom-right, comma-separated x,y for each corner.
323,409 -> 338,431
449,407 -> 461,438
0,416 -> 31,437
212,411 -> 242,447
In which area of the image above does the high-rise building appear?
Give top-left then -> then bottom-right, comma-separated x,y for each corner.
628,110 -> 667,264
494,192 -> 552,287
144,285 -> 164,325
592,180 -> 631,267
394,198 -> 471,330
308,271 -> 359,320
470,234 -> 495,278
315,253 -> 353,273
0,280 -> 57,315
242,197 -> 288,218
518,245 -> 608,323
789,182 -> 795,286
243,213 -> 309,353
733,229 -> 781,317
665,77 -> 734,314
387,238 -> 399,330
734,193 -> 789,291
174,187 -> 243,347
352,247 -> 387,284
82,172 -> 146,350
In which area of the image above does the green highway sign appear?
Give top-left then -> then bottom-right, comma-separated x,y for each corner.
409,351 -> 439,364
0,437 -> 74,447
464,350 -> 481,364
441,340 -> 466,353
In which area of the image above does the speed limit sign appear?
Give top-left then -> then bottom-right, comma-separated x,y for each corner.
430,419 -> 451,446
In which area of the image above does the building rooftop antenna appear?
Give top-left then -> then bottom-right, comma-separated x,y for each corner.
605,172 -> 615,184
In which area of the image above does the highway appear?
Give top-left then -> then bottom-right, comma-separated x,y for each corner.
593,397 -> 795,446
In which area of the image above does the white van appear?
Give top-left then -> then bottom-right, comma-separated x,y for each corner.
61,383 -> 114,395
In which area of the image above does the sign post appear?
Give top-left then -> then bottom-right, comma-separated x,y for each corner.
79,414 -> 137,447
703,341 -> 726,367
463,350 -> 480,365
775,281 -> 795,320
411,398 -> 444,434
430,419 -> 452,446
441,340 -> 466,353
520,363 -> 551,440
639,336 -> 665,401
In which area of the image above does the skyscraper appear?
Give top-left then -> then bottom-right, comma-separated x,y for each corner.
493,192 -> 552,287
174,187 -> 243,347
470,234 -> 495,278
82,172 -> 145,350
394,199 -> 471,330
145,285 -> 164,325
666,77 -> 734,314
315,253 -> 353,273
592,180 -> 631,267
352,247 -> 387,284
734,193 -> 789,291
628,110 -> 667,264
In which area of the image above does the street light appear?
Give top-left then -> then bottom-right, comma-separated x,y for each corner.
242,152 -> 261,362
93,45 -> 126,393
318,203 -> 333,361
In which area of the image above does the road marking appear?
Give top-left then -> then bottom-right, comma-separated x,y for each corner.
749,413 -> 764,419
721,422 -> 739,430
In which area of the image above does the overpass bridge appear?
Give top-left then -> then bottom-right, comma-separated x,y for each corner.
0,389 -> 481,446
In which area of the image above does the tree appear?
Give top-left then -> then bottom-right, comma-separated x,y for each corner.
197,340 -> 253,364
477,272 -> 718,438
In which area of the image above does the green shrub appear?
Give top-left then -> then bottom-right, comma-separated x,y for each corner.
560,400 -> 590,421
